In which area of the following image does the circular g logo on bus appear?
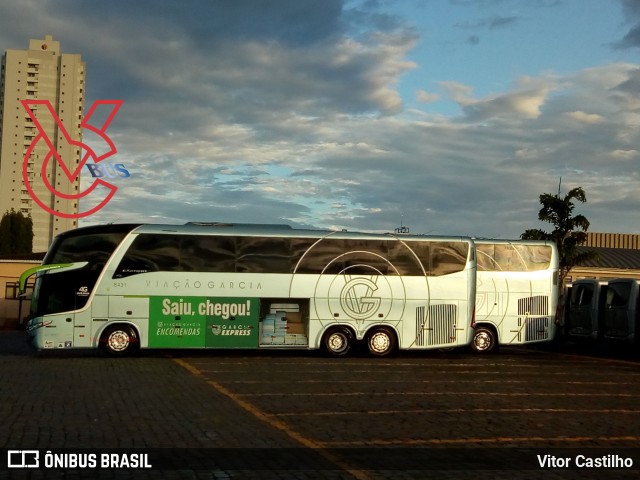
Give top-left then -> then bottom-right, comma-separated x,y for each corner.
317,266 -> 403,325
340,277 -> 382,320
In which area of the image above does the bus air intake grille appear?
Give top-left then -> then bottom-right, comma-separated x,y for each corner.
517,295 -> 548,316
525,317 -> 550,341
416,304 -> 457,346
518,296 -> 550,341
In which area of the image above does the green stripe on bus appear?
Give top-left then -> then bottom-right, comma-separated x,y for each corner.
19,263 -> 73,293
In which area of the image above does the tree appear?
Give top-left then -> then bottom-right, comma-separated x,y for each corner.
0,209 -> 33,255
521,186 -> 596,283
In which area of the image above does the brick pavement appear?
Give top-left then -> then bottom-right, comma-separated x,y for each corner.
0,329 -> 357,480
1,329 -> 639,480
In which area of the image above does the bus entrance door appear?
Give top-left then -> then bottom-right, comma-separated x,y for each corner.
70,273 -> 99,348
72,295 -> 91,348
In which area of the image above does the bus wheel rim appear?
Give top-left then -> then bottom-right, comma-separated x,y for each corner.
370,332 -> 390,353
108,330 -> 130,351
328,332 -> 347,353
474,331 -> 491,350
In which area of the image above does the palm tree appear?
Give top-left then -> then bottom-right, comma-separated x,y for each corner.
521,186 -> 596,283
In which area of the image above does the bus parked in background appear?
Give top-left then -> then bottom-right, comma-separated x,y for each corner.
565,278 -> 608,341
603,278 -> 640,344
472,240 -> 559,353
23,223 -> 477,357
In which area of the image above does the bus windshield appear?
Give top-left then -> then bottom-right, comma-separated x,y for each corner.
30,225 -> 139,318
44,230 -> 138,266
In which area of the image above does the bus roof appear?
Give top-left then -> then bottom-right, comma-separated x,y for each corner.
128,222 -> 474,243
474,238 -> 556,247
54,224 -> 142,239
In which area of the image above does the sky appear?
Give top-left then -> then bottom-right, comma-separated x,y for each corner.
1,0 -> 639,238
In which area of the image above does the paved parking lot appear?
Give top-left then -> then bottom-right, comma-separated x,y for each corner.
1,329 -> 639,479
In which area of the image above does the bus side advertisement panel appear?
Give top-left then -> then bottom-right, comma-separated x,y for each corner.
148,296 -> 260,348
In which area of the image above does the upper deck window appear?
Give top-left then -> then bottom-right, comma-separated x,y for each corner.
113,233 -> 470,278
477,244 -> 551,272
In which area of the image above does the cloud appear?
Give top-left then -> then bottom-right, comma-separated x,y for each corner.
453,13 -> 519,47
564,111 -> 606,124
610,149 -> 639,159
456,15 -> 519,31
71,62 -> 640,238
612,0 -> 640,49
3,1 -> 640,239
441,77 -> 552,122
416,89 -> 439,103
488,16 -> 518,30
81,62 -> 640,237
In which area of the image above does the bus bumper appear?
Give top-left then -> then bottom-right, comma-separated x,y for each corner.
26,317 -> 72,350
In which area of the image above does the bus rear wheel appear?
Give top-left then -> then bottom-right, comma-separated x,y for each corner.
366,327 -> 396,357
322,327 -> 353,357
471,327 -> 498,354
102,325 -> 138,356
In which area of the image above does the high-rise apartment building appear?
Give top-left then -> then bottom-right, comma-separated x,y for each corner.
0,35 -> 85,252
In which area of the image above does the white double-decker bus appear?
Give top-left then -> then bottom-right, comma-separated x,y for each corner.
472,239 -> 559,353
23,223 -> 477,357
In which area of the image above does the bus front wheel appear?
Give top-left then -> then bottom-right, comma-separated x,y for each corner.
322,327 -> 353,357
102,325 -> 138,356
366,327 -> 397,357
471,327 -> 498,354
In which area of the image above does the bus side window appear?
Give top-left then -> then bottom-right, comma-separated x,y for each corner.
341,239 -> 388,275
514,245 -> 551,271
492,244 -> 521,272
388,241 -> 428,276
476,244 -> 498,271
180,235 -> 236,272
294,238 -> 346,274
290,238 -> 317,272
114,234 -> 180,278
431,242 -> 468,276
236,236 -> 291,273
